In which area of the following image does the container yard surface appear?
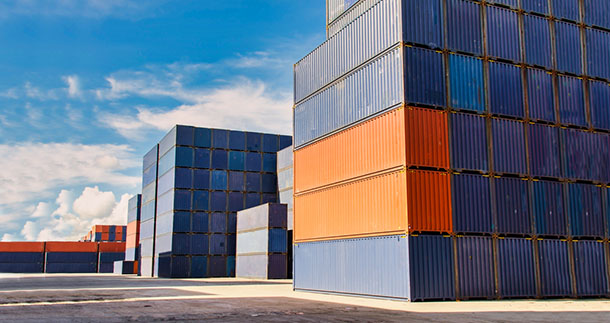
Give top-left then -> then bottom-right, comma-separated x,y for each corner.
0,274 -> 608,322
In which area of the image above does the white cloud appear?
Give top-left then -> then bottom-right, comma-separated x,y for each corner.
24,82 -> 59,101
31,202 -> 51,218
73,187 -> 116,220
0,0 -> 164,19
226,51 -> 290,69
63,75 -> 82,98
1,233 -> 18,242
0,88 -> 18,99
0,142 -> 140,206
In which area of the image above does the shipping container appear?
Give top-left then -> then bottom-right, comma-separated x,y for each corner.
486,6 -> 521,62
572,240 -> 609,297
236,254 -> 287,279
552,0 -> 580,22
585,28 -> 610,81
532,180 -> 567,236
456,236 -> 495,299
492,118 -> 527,175
446,0 -> 482,55
488,61 -> 524,118
449,112 -> 489,172
528,124 -> 561,178
589,80 -> 610,130
496,237 -> 537,298
326,0 -> 359,24
557,75 -> 587,127
449,53 -> 485,112
293,235 -> 455,301
537,239 -> 573,297
402,0 -> 443,48
45,263 -> 97,274
404,46 -> 446,107
295,0 -> 400,103
526,68 -> 555,122
567,183 -> 604,238
554,21 -> 583,75
562,128 -> 591,181
0,263 -> 44,273
451,173 -> 493,234
113,260 -> 138,275
294,46 -> 403,148
0,242 -> 45,253
523,0 -> 549,15
45,242 -> 98,253
494,177 -> 532,235
584,0 -> 610,30
327,0 -> 382,38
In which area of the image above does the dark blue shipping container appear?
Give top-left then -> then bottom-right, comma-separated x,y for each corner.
537,239 -> 573,297
586,29 -> 610,81
532,180 -> 567,236
449,113 -> 488,172
523,0 -> 549,15
451,173 -> 493,234
557,75 -> 586,127
46,252 -> 97,263
228,151 -> 245,171
212,129 -> 228,149
209,256 -> 227,277
210,212 -> 227,233
446,0 -> 482,55
0,263 -> 43,273
228,130 -> 246,151
527,68 -> 555,122
495,177 -> 532,235
488,61 -> 524,118
211,150 -> 228,169
99,252 -> 124,263
496,238 -> 537,298
403,0 -> 443,48
591,133 -> 610,183
488,0 -> 518,9
246,132 -> 262,152
589,80 -> 610,130
572,240 -> 609,296
449,54 -> 485,112
98,263 -> 115,273
584,0 -> 610,30
528,124 -> 561,178
567,183 -> 604,238
552,0 -> 580,22
523,15 -> 552,68
405,46 -> 446,107
194,148 -> 210,169
268,229 -> 287,253
492,118 -> 527,175
456,236 -> 495,299
486,6 -> 520,62
0,252 -> 44,263
45,263 -> 97,274
562,129 -> 590,181
554,22 -> 583,75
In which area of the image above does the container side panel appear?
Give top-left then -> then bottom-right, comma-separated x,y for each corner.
456,236 -> 495,299
497,238 -> 537,298
452,174 -> 493,234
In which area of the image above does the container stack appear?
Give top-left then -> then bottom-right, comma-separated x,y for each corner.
140,125 -> 292,278
236,203 -> 289,279
140,145 -> 159,277
82,225 -> 126,242
293,0 -> 610,300
45,242 -> 98,273
277,146 -> 293,231
0,242 -> 45,273
114,194 -> 141,274
97,242 -> 126,273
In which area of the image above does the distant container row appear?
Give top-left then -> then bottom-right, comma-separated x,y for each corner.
313,0 -> 610,103
327,0 -> 610,34
294,45 -> 610,147
82,225 -> 126,242
294,234 -> 610,300
0,242 -> 125,274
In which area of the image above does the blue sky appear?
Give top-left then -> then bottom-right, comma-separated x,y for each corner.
0,0 -> 325,241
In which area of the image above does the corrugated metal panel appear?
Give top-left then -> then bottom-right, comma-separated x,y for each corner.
451,173 -> 493,234
528,124 -> 561,178
496,238 -> 537,298
557,75 -> 586,127
143,145 -> 158,171
406,170 -> 452,233
404,46 -> 446,107
523,0 -> 549,15
554,21 -> 583,75
551,0 -> 580,22
404,107 -> 449,170
409,235 -> 456,301
446,0 -> 482,55
492,118 -> 527,175
561,128 -> 591,181
584,0 -> 610,30
591,132 -> 610,183
488,0 -> 519,9
449,54 -> 485,112
589,80 -> 610,131
486,6 -> 520,62
327,0 -> 359,24
572,240 -> 609,296
532,180 -> 567,236
606,189 -> 610,239
327,0 -> 382,38
567,183 -> 604,238
526,68 -> 555,122
295,0 -> 400,103
523,15 -> 552,68
294,46 -> 403,148
495,177 -> 532,235
586,28 -> 610,81
488,61 -> 524,118
294,108 -> 406,194
293,235 -> 411,299
456,236 -> 495,299
449,112 -> 489,172
402,0 -> 443,48
537,239 -> 573,297
294,170 -> 407,242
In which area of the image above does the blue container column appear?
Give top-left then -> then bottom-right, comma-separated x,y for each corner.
449,54 -> 485,112
496,238 -> 537,298
572,241 -> 609,297
456,236 -> 495,299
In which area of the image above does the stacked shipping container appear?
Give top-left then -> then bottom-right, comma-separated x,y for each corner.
114,194 -> 141,274
140,125 -> 291,278
0,242 -> 45,273
45,242 -> 99,273
98,242 -> 126,273
293,0 -> 610,300
82,225 -> 126,242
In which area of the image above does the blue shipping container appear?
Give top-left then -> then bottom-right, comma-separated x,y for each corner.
456,236 -> 495,299
0,263 -> 44,273
562,128 -> 591,181
567,183 -> 604,238
572,240 -> 609,296
532,180 -> 567,237
554,22 -> 583,75
446,0 -> 482,55
552,0 -> 580,22
449,113 -> 488,172
537,239 -> 573,297
449,54 -> 485,112
492,118 -> 527,175
496,238 -> 537,298
557,75 -> 586,127
528,124 -> 561,178
495,177 -> 532,235
584,0 -> 610,30
589,80 -> 610,130
486,6 -> 520,62
403,0 -> 443,49
523,15 -> 552,68
488,61 -> 524,118
0,252 -> 44,263
451,173 -> 493,234
586,29 -> 610,81
527,68 -> 555,122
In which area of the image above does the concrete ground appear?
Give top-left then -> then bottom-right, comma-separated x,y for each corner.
0,274 -> 608,322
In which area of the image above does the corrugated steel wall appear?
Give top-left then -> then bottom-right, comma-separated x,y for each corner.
496,238 -> 537,298
572,240 -> 609,297
456,236 -> 496,299
532,180 -> 567,237
451,173 -> 493,234
537,239 -> 573,297
494,177 -> 531,235
449,112 -> 489,172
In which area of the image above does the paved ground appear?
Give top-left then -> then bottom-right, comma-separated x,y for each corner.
0,274 -> 608,322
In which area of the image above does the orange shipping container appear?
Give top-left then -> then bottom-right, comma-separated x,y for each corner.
294,107 -> 449,194
98,242 -> 126,252
45,242 -> 98,253
294,169 -> 452,242
0,242 -> 45,253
